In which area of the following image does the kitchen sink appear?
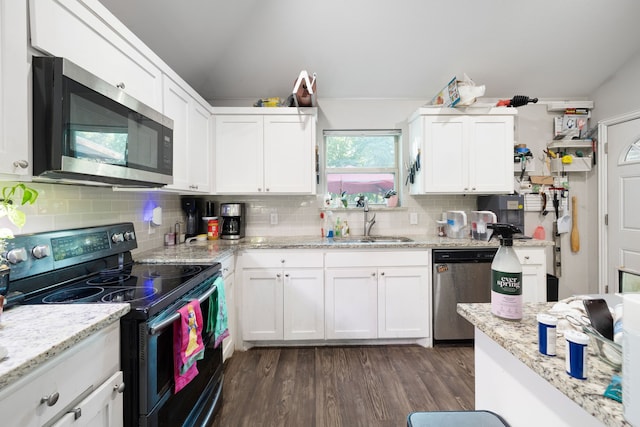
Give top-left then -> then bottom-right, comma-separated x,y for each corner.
336,236 -> 413,243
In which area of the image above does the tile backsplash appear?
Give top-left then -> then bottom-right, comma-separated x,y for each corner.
1,181 -> 477,254
208,194 -> 478,238
0,182 -> 183,254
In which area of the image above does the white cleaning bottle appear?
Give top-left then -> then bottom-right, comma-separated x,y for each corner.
488,223 -> 523,321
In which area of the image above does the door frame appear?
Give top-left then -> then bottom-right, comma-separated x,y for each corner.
597,109 -> 640,292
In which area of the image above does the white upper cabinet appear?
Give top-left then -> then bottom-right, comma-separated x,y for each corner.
409,108 -> 517,194
0,0 -> 30,178
213,108 -> 317,195
163,76 -> 212,193
29,0 -> 163,112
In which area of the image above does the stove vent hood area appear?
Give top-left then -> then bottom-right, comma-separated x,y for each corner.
32,56 -> 174,188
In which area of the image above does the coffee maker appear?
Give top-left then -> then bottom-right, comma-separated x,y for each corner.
181,197 -> 205,238
220,203 -> 246,240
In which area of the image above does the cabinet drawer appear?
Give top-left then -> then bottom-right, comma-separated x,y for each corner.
239,250 -> 324,268
514,248 -> 545,265
325,251 -> 429,268
0,323 -> 120,427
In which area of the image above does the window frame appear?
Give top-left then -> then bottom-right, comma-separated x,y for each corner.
323,129 -> 401,206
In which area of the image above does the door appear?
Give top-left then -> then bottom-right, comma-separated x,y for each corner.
242,268 -> 283,340
214,115 -> 263,193
0,0 -> 30,177
423,116 -> 466,192
468,116 -> 514,193
263,114 -> 315,193
432,260 -> 492,340
283,268 -> 324,340
325,268 -> 378,339
377,267 -> 430,338
605,115 -> 640,290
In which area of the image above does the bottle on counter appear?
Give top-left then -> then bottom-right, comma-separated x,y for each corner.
488,223 -> 523,321
342,220 -> 349,237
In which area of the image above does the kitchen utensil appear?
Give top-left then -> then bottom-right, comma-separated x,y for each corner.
496,95 -> 538,107
571,196 -> 580,252
558,210 -> 571,234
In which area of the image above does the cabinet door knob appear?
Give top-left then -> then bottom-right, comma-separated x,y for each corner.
371,272 -> 376,277
71,408 -> 82,420
380,272 -> 385,276
280,259 -> 285,264
113,382 -> 126,394
285,273 -> 289,278
276,273 -> 281,278
41,392 -> 60,407
116,82 -> 126,89
12,160 -> 28,169
524,256 -> 530,260
266,188 -> 270,192
258,188 -> 262,192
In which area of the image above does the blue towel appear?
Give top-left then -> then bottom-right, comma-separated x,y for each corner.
207,276 -> 229,348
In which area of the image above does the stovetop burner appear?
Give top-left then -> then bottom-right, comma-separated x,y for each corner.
101,287 -> 158,303
42,286 -> 105,304
86,273 -> 132,285
141,265 -> 203,280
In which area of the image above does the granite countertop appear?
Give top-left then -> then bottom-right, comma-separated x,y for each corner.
457,302 -> 628,427
135,234 -> 552,264
0,304 -> 130,391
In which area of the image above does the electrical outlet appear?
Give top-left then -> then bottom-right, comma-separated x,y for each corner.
270,212 -> 278,225
409,212 -> 418,225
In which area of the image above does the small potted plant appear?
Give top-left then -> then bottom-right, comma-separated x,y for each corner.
384,190 -> 398,207
1,183 -> 39,294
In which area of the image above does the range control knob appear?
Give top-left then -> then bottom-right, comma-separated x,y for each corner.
111,233 -> 124,244
32,245 -> 51,259
123,231 -> 136,241
7,247 -> 28,264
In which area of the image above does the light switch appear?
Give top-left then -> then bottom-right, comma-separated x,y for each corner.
409,212 -> 418,225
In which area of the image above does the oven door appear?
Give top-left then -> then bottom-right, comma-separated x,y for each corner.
139,276 -> 223,425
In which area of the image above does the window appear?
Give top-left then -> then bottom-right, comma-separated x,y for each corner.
623,139 -> 640,163
324,130 -> 400,206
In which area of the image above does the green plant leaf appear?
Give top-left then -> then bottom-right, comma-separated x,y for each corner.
8,208 -> 26,228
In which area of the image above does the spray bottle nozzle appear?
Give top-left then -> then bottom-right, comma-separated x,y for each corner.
488,223 -> 522,246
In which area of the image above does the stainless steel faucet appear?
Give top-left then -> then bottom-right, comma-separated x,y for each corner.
363,198 -> 376,236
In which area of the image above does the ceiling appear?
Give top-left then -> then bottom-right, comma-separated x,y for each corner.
98,0 -> 640,103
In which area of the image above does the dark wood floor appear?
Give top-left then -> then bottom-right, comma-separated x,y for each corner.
210,344 -> 475,427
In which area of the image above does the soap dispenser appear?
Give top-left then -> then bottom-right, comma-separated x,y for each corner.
488,223 -> 523,321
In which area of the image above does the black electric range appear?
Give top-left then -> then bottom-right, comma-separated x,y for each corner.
4,223 -> 224,427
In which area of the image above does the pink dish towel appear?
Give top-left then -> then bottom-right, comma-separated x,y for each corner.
173,299 -> 205,393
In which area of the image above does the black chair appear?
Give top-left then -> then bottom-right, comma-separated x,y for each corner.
407,410 -> 510,427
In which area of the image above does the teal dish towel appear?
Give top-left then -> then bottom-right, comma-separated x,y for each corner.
207,276 -> 229,348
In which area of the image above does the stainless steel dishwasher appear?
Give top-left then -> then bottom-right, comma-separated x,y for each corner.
433,248 -> 497,341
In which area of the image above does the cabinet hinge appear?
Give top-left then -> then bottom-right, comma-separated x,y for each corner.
604,142 -> 608,155
605,285 -> 609,293
604,213 -> 608,226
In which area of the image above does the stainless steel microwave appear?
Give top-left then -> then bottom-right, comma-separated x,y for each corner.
32,56 -> 173,187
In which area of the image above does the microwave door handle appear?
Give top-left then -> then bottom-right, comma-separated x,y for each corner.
148,283 -> 217,335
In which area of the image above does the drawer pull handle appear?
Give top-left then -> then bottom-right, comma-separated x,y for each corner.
41,392 -> 59,407
524,256 -> 530,260
12,160 -> 28,168
72,408 -> 82,420
113,382 -> 126,394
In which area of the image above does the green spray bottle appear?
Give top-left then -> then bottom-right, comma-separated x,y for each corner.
488,223 -> 523,321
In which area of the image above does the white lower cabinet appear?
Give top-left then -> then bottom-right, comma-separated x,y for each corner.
220,254 -> 236,361
240,251 -> 324,342
514,247 -> 547,303
325,268 -> 378,339
50,371 -> 124,427
325,258 -> 430,340
0,322 -> 123,427
377,267 -> 430,338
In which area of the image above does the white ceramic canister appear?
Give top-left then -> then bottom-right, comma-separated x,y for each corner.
623,294 -> 640,425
